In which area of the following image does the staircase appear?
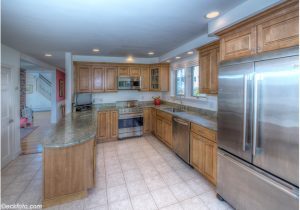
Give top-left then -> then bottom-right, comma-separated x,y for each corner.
37,74 -> 51,100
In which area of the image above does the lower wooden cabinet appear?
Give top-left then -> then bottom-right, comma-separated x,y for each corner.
143,108 -> 151,134
190,124 -> 217,185
96,110 -> 118,141
151,108 -> 156,134
155,110 -> 172,148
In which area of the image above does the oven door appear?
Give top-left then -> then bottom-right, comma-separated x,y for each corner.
118,114 -> 143,139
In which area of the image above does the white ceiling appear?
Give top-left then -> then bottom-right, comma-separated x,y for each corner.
2,0 -> 245,68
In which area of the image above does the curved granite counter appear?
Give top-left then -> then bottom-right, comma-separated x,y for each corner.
43,105 -> 117,148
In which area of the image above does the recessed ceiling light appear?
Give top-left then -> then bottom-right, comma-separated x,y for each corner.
126,56 -> 134,62
187,51 -> 194,55
92,48 -> 100,52
148,51 -> 154,55
166,60 -> 171,63
206,11 -> 220,19
45,53 -> 52,57
176,56 -> 181,59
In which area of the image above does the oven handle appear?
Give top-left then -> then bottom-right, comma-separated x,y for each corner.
119,114 -> 143,120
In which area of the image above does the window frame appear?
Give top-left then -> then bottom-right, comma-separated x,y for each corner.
191,66 -> 200,97
175,68 -> 185,96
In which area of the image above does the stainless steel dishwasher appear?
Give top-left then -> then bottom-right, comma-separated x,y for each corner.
172,117 -> 190,164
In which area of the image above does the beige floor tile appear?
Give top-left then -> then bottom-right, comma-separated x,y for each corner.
107,185 -> 129,203
150,187 -> 177,208
126,180 -> 149,197
198,192 -> 233,210
85,204 -> 108,210
109,199 -> 133,210
169,182 -> 196,201
105,163 -> 122,175
123,169 -> 143,183
180,196 -> 208,210
160,203 -> 183,210
145,175 -> 167,191
106,172 -> 125,188
140,166 -> 160,179
175,167 -> 199,181
155,163 -> 173,174
185,178 -> 214,196
161,171 -> 183,186
58,200 -> 84,210
2,180 -> 29,196
130,193 -> 158,210
121,160 -> 138,171
84,189 -> 107,209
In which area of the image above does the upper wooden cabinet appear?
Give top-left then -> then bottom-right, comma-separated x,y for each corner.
150,64 -> 169,91
92,65 -> 105,93
118,67 -> 130,76
75,62 -> 168,93
105,67 -> 118,92
140,66 -> 150,91
76,65 -> 92,92
217,0 -> 299,61
130,67 -> 140,77
198,41 -> 219,94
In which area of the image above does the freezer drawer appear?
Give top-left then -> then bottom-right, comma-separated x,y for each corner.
217,149 -> 299,210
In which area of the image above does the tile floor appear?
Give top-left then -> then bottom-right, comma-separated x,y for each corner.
1,135 -> 233,210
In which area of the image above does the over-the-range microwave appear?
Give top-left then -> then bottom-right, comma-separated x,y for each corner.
118,76 -> 141,90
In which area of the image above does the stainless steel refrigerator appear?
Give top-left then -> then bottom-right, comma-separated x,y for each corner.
217,47 -> 299,210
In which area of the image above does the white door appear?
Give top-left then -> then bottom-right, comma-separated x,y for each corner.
1,65 -> 14,168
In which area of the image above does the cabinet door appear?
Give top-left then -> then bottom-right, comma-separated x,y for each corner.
257,10 -> 299,53
140,67 -> 150,91
118,67 -> 130,76
163,120 -> 172,148
156,117 -> 163,140
105,67 -> 118,92
190,132 -> 204,173
150,67 -> 160,91
220,26 -> 256,61
77,65 -> 92,92
159,65 -> 169,92
143,108 -> 151,133
151,108 -> 156,134
209,48 -> 219,94
110,111 -> 118,138
92,66 -> 105,92
97,111 -> 110,140
203,138 -> 217,185
199,52 -> 210,94
130,67 -> 140,77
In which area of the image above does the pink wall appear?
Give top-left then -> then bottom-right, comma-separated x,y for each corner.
56,69 -> 65,102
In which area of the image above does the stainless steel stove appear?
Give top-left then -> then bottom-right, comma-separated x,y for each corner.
116,100 -> 143,139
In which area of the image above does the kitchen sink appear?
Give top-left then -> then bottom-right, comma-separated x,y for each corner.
162,107 -> 185,113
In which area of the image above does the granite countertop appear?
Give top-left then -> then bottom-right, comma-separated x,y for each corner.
43,110 -> 97,148
145,105 -> 217,131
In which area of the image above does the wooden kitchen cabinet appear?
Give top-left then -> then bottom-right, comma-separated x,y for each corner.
190,123 -> 217,185
76,65 -> 92,92
92,65 -> 105,92
198,41 -> 219,94
97,110 -> 118,141
143,107 -> 151,134
118,66 -> 130,76
218,0 -> 299,61
151,108 -> 156,134
140,66 -> 150,91
105,67 -> 118,92
155,110 -> 172,148
150,64 -> 169,91
130,66 -> 140,77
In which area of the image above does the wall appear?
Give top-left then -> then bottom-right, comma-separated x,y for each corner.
1,44 -> 21,159
93,91 -> 162,104
26,72 -> 51,111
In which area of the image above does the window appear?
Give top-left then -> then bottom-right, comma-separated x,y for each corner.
175,69 -> 185,96
191,66 -> 200,97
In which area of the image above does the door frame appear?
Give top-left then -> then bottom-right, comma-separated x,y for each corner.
1,64 -> 16,168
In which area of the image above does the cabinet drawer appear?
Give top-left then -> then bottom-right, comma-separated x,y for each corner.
156,110 -> 172,122
191,123 -> 216,142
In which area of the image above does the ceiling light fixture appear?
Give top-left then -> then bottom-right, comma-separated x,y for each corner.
126,56 -> 134,62
166,60 -> 171,63
206,11 -> 220,19
45,53 -> 52,57
148,51 -> 154,55
176,56 -> 181,59
187,51 -> 194,55
92,48 -> 100,52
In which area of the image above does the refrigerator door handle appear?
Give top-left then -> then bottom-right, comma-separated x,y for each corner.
242,75 -> 248,151
253,73 -> 258,156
